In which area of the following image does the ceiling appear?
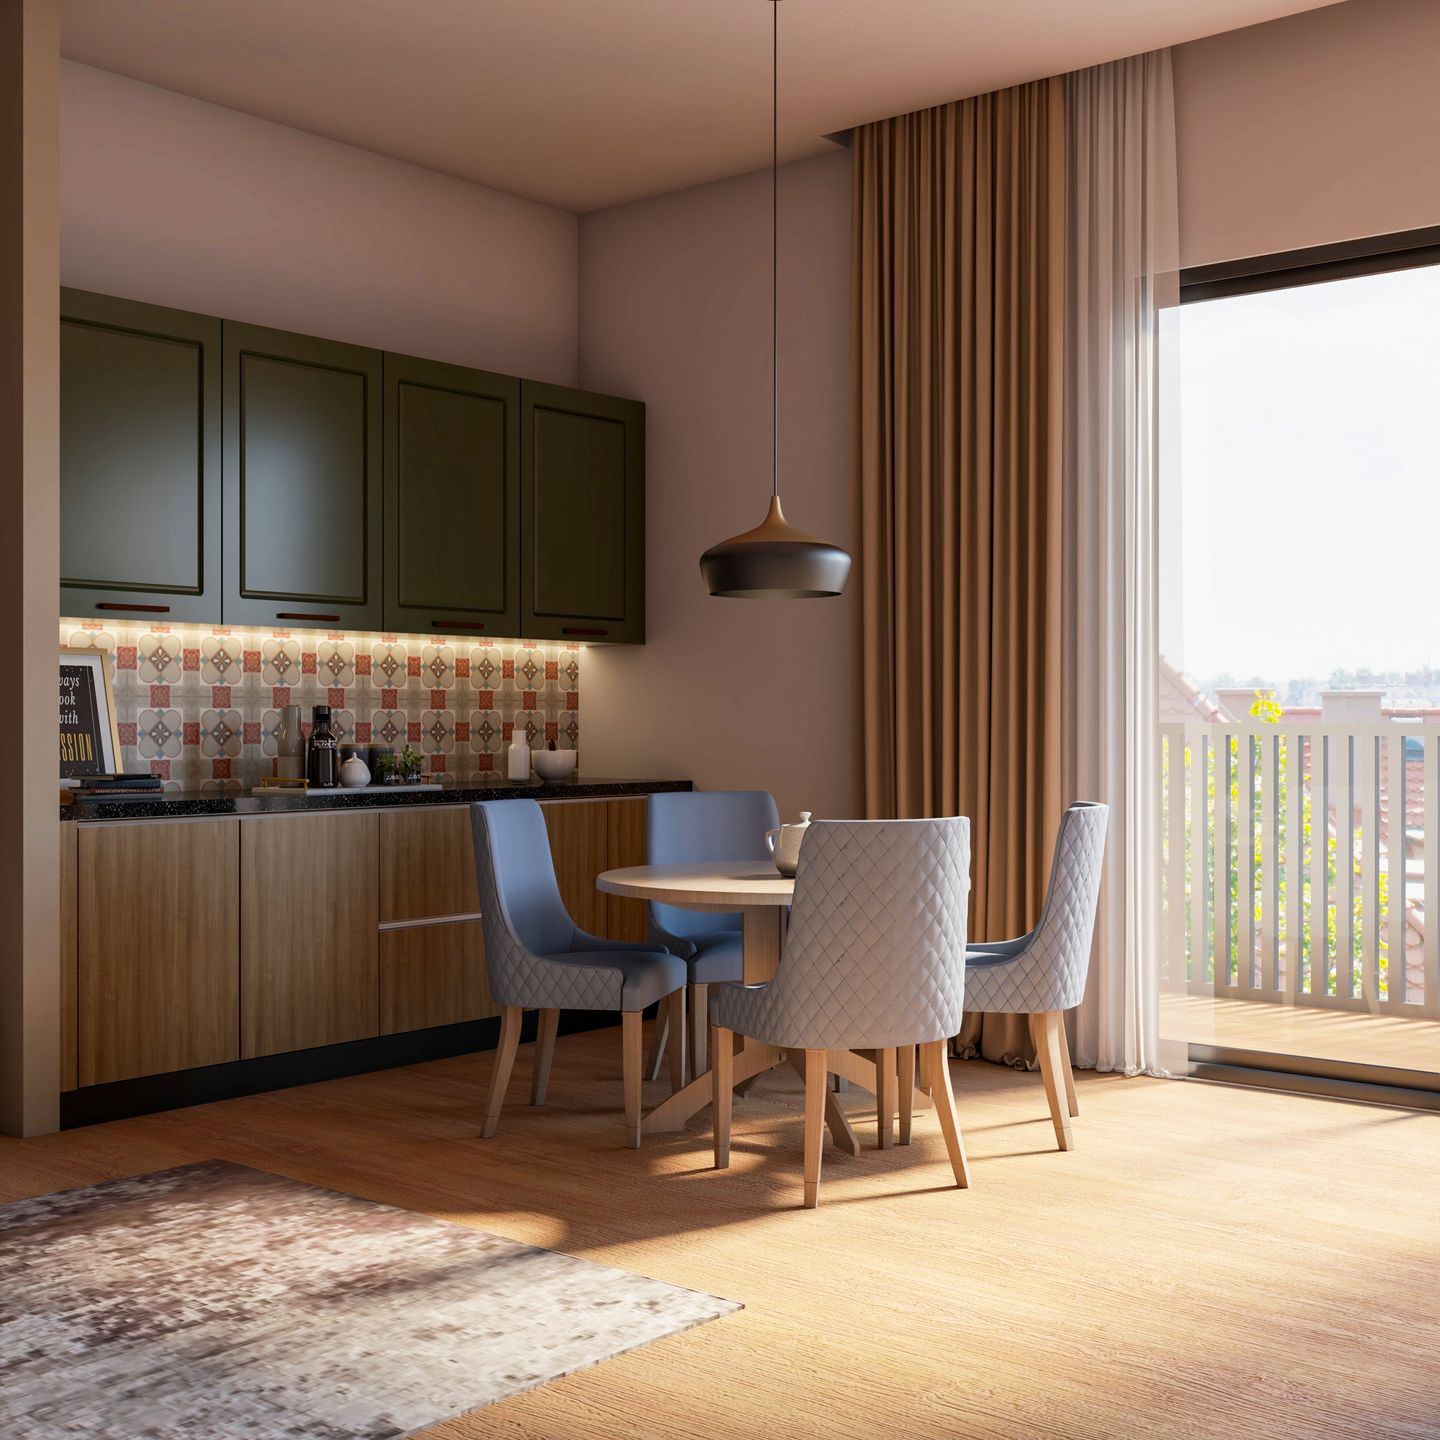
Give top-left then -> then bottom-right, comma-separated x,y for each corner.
61,0 -> 1341,212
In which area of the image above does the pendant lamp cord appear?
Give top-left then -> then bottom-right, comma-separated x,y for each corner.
771,0 -> 779,500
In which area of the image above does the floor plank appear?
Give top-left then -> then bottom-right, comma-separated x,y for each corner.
4,1026 -> 1439,1439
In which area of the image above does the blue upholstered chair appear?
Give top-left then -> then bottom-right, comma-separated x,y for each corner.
710,817 -> 973,1209
964,802 -> 1109,1152
471,799 -> 687,1148
646,789 -> 780,1078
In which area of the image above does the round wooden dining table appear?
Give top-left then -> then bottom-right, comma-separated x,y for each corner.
595,861 -> 922,1144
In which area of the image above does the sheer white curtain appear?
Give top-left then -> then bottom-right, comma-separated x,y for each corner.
1064,51 -> 1179,1075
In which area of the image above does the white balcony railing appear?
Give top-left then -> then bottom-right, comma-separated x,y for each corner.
1160,720 -> 1440,1020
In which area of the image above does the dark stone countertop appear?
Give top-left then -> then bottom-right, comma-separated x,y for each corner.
61,776 -> 692,822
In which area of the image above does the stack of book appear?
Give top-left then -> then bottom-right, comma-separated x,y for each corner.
71,773 -> 166,800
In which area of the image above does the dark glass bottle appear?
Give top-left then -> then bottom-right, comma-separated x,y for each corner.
307,705 -> 339,788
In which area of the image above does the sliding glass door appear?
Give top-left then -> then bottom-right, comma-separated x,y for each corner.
1158,235 -> 1440,1096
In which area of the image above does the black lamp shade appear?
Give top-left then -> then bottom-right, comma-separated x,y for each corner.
699,496 -> 852,599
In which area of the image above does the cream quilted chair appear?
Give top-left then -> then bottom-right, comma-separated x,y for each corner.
709,817 -> 972,1209
964,801 -> 1109,1152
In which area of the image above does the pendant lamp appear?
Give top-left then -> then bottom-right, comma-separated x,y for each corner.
699,0 -> 851,600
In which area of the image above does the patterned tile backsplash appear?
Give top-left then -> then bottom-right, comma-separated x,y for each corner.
61,620 -> 580,793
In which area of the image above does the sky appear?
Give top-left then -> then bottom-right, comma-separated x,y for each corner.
1167,262 -> 1440,687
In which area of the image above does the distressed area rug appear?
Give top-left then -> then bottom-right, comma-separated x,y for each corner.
0,1159 -> 739,1439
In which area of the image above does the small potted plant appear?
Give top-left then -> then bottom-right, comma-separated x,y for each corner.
373,751 -> 398,785
400,743 -> 424,785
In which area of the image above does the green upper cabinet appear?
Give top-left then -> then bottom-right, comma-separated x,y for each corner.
383,353 -> 519,638
222,322 -> 383,630
60,293 -> 647,642
60,289 -> 222,623
521,381 -> 645,645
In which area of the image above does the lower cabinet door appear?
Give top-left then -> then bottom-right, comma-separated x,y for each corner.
241,812 -> 379,1057
605,799 -> 650,944
78,818 -> 240,1086
380,921 -> 493,1035
378,807 -> 478,924
540,800 -> 610,937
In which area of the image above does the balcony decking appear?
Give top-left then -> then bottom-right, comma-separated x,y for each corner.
1163,991 -> 1440,1074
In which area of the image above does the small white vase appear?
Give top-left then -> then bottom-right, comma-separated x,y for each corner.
507,731 -> 531,782
339,756 -> 371,789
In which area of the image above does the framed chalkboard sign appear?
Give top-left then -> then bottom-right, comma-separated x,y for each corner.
59,647 -> 121,784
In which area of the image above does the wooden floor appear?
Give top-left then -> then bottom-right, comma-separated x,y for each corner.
4,1028 -> 1440,1439
1165,991 -> 1440,1073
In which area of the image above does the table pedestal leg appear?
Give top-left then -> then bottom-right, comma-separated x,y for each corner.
827,1047 -> 934,1111
641,905 -> 794,1136
642,1040 -> 785,1134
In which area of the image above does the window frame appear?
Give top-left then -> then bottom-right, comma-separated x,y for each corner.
1179,224 -> 1440,305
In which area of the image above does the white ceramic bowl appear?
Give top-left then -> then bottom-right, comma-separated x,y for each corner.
532,749 -> 578,782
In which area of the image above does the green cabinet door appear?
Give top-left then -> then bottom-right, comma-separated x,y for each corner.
222,322 -> 382,631
60,289 -> 222,623
383,353 -> 519,638
520,381 -> 645,645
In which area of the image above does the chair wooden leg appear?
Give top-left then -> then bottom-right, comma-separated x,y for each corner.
1058,1016 -> 1079,1117
712,1024 -> 734,1169
666,989 -> 687,1094
1031,1011 -> 1074,1151
482,1005 -> 523,1138
530,1006 -> 560,1105
897,1045 -> 916,1145
646,1004 -> 670,1082
690,983 -> 708,1079
802,1048 -> 826,1209
875,1046 -> 896,1150
622,1011 -> 644,1149
922,1040 -> 971,1188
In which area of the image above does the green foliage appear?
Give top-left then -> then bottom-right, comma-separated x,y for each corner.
1249,690 -> 1283,723
1162,727 -> 1394,1000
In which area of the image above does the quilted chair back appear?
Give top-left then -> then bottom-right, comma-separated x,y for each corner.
471,800 -> 577,1007
647,790 -> 780,943
741,817 -> 971,1051
1029,802 -> 1109,1013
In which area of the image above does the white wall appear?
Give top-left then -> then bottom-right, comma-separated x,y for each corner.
578,152 -> 856,822
61,62 -> 578,382
1174,0 -> 1440,268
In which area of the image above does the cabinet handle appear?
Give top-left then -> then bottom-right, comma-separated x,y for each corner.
276,611 -> 341,623
562,626 -> 608,637
95,602 -> 171,614
432,620 -> 487,632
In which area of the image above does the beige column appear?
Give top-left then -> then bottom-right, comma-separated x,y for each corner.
0,0 -> 61,1136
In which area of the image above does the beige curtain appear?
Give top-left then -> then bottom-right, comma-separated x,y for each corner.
1064,52 -> 1177,1074
852,79 -> 1065,1066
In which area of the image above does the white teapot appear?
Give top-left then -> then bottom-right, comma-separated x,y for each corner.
765,811 -> 812,877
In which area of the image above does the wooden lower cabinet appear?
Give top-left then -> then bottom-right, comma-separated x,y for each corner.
541,800 -> 610,936
64,794 -> 659,1089
379,806 -> 478,923
605,798 -> 650,943
380,921 -> 493,1034
241,812 -> 379,1058
78,818 -> 240,1086
59,822 -> 78,1091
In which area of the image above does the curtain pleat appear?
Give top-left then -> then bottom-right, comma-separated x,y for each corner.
1064,52 -> 1178,1075
853,80 -> 1065,1066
